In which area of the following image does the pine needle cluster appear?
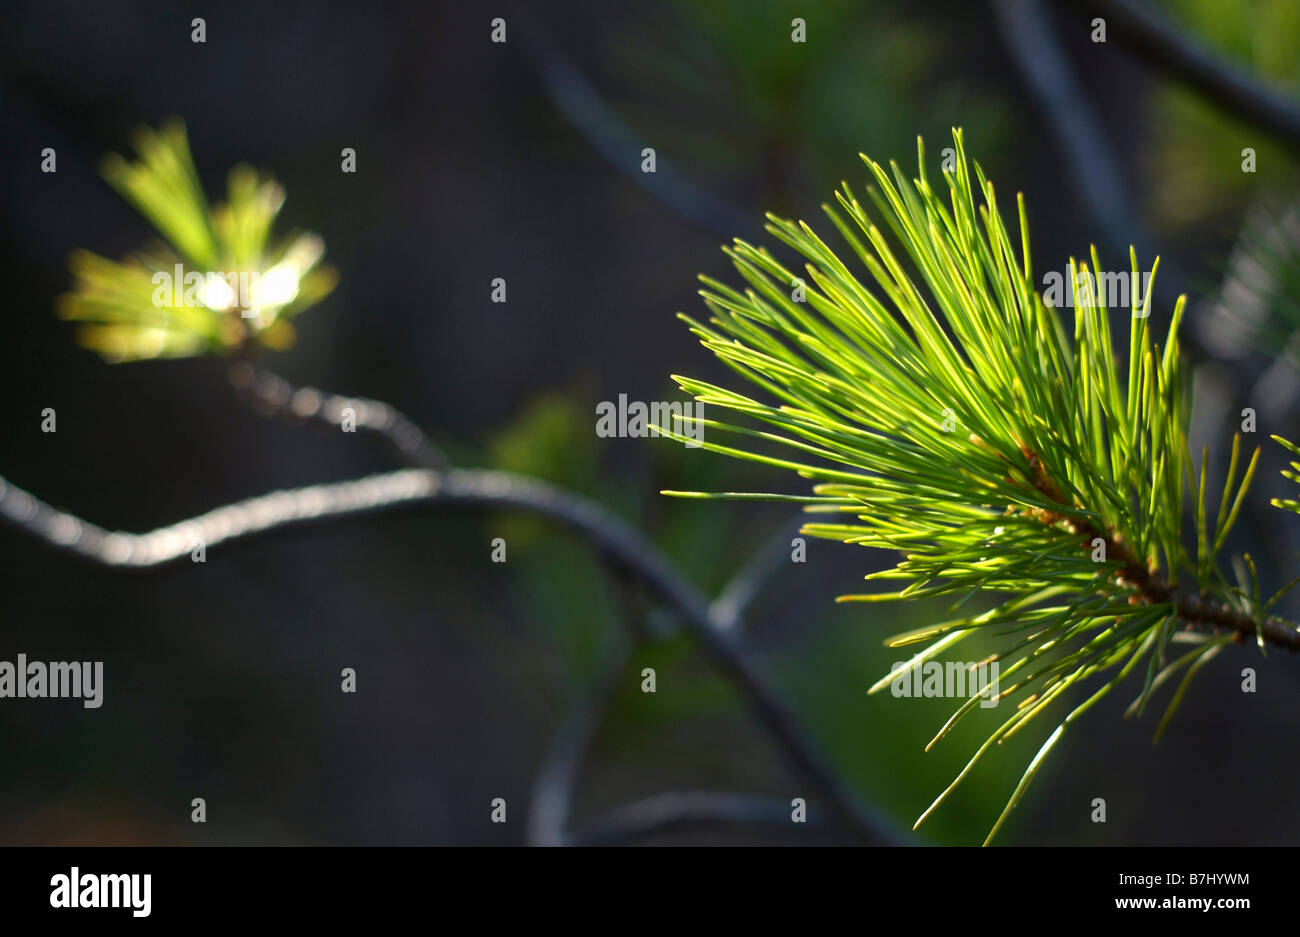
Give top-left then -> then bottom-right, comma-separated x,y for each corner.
666,129 -> 1300,843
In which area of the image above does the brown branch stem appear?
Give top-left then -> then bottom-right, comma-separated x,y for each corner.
1021,448 -> 1300,651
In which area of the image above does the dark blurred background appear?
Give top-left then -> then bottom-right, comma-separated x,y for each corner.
1,0 -> 1299,845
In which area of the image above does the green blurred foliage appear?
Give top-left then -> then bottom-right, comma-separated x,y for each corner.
602,0 -> 1012,208
1147,0 -> 1300,228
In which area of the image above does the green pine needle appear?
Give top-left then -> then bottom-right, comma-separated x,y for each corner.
666,128 -> 1299,844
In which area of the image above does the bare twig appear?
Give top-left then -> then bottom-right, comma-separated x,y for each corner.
710,515 -> 804,632
992,0 -> 1228,384
509,4 -> 753,239
0,467 -> 438,566
527,636 -> 630,847
1054,0 -> 1300,151
228,360 -> 448,470
993,0 -> 1141,262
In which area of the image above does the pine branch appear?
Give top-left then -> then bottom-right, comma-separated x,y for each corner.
59,121 -> 337,362
665,128 -> 1300,842
1023,442 -> 1299,650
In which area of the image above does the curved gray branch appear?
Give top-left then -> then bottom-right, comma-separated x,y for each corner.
1055,0 -> 1300,150
711,515 -> 805,632
527,637 -> 630,846
508,3 -> 753,238
0,465 -> 901,844
993,0 -> 1226,378
994,0 -> 1138,259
